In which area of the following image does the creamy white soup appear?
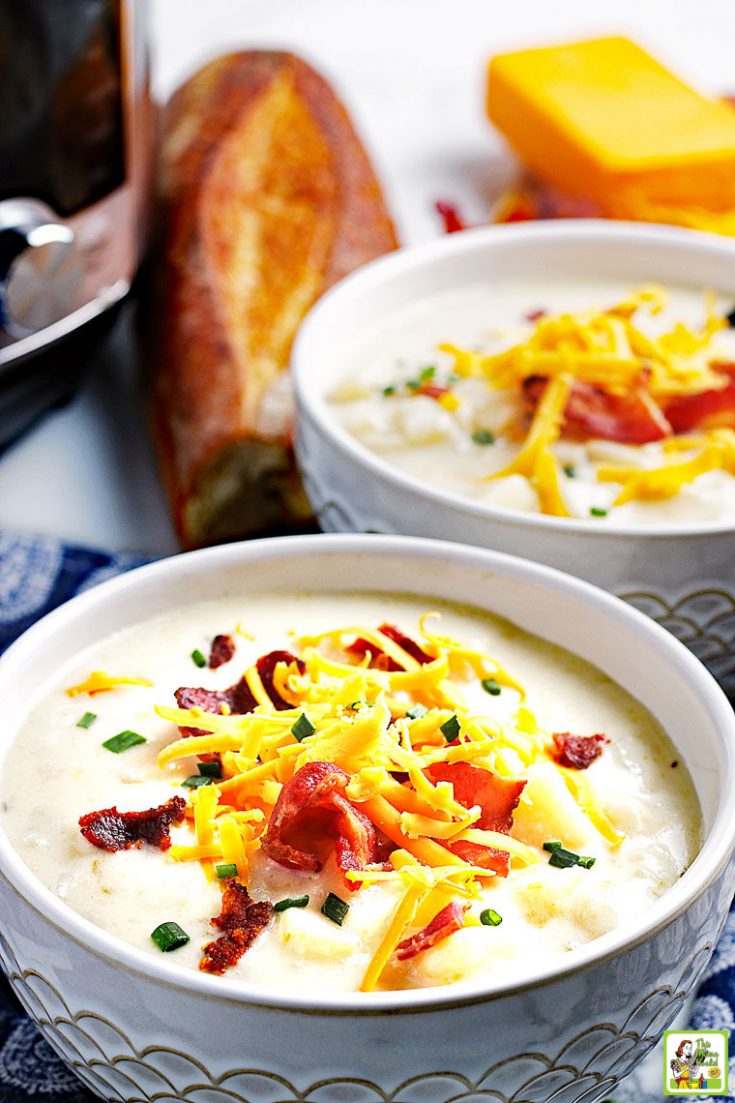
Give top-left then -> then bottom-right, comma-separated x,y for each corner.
0,592 -> 700,992
329,280 -> 735,526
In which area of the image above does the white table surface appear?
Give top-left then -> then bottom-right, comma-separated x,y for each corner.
2,0 -> 735,557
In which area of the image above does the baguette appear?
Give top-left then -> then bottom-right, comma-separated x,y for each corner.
148,51 -> 398,547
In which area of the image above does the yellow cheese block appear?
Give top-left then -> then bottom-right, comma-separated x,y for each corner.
487,37 -> 735,209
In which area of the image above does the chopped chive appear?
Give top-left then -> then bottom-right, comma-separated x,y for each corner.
481,678 -> 502,697
382,385 -> 397,396
440,714 -> 461,742
590,507 -> 608,518
198,761 -> 222,778
472,429 -> 496,446
181,774 -> 215,789
548,846 -> 580,869
76,711 -> 97,729
151,921 -> 190,952
102,730 -> 146,754
407,703 -> 428,720
321,892 -> 349,926
418,365 -> 437,382
191,648 -> 207,668
291,713 -> 315,742
274,894 -> 310,913
215,862 -> 238,879
543,840 -> 562,852
563,464 -> 577,478
480,908 -> 503,927
406,378 -> 421,391
547,844 -> 596,870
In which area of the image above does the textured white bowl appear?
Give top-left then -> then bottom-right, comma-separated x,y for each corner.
0,533 -> 734,1103
291,221 -> 735,694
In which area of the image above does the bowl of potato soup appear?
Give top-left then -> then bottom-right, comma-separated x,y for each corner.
0,533 -> 733,1103
292,221 -> 735,693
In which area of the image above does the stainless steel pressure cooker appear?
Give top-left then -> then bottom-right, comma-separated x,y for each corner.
0,0 -> 151,445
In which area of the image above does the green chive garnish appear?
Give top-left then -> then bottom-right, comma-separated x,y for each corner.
418,365 -> 436,382
472,429 -> 496,446
102,730 -> 146,754
590,507 -> 608,518
563,464 -> 576,478
382,385 -> 397,396
191,648 -> 207,668
440,715 -> 461,742
181,774 -> 215,789
198,761 -> 222,778
480,908 -> 503,927
321,892 -> 349,926
76,711 -> 97,729
543,840 -> 562,852
151,921 -> 190,952
548,846 -> 580,868
215,863 -> 238,879
407,703 -> 428,720
481,678 -> 502,696
406,378 -> 421,391
546,843 -> 596,870
292,713 -> 315,742
274,894 -> 310,913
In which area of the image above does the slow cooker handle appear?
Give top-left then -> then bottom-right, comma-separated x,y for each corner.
0,198 -> 83,337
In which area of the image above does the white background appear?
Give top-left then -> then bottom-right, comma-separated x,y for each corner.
2,0 -> 735,555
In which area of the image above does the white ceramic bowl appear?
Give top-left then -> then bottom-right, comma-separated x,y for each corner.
291,221 -> 735,694
0,533 -> 734,1103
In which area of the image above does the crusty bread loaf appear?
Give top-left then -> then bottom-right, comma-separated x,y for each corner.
148,51 -> 398,547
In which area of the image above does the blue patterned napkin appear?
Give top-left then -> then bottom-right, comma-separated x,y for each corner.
0,531 -> 732,1103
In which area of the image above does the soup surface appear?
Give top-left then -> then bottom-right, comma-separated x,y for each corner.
329,280 -> 735,526
0,592 -> 700,992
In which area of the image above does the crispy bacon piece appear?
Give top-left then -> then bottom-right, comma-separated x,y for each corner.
395,900 -> 468,961
551,732 -> 608,770
447,839 -> 510,878
435,200 -> 467,234
426,762 -> 526,834
378,623 -> 433,665
174,648 -> 304,737
261,761 -> 382,888
416,384 -> 451,401
256,650 -> 305,710
523,375 -> 672,444
174,679 -> 258,738
664,364 -> 735,433
347,623 -> 433,671
79,796 -> 186,852
200,882 -> 273,974
208,633 -> 236,669
347,637 -> 402,671
426,762 -> 524,880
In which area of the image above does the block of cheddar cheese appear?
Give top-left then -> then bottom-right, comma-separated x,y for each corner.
487,36 -> 735,211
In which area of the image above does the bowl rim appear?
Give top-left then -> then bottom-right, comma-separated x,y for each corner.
292,219 -> 735,540
1,532 -> 734,1013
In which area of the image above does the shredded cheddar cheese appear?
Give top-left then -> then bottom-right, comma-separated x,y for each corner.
65,672 -> 153,697
142,613 -> 625,986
